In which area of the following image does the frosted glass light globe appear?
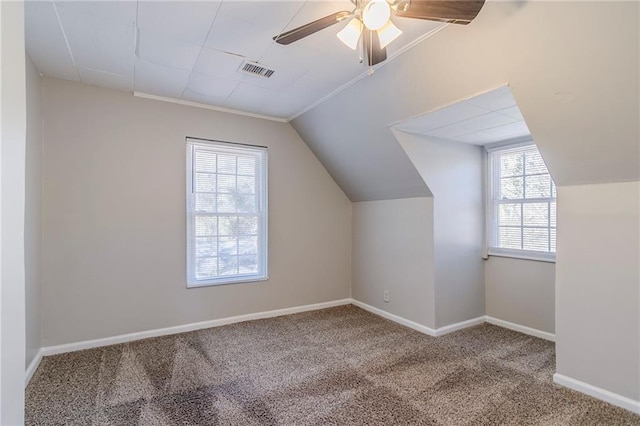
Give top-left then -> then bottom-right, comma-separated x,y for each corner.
363,0 -> 391,31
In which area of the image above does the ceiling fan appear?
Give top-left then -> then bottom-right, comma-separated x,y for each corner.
273,0 -> 485,67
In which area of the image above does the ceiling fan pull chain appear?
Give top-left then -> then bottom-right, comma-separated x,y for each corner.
358,26 -> 364,63
368,30 -> 375,76
357,0 -> 364,63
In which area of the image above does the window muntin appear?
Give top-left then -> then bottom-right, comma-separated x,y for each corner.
489,144 -> 556,260
186,139 -> 268,287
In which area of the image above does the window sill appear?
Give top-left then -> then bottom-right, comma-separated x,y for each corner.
187,276 -> 269,288
486,249 -> 556,263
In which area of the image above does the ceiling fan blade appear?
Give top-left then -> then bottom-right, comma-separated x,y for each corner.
274,11 -> 352,45
395,0 -> 485,25
363,29 -> 387,66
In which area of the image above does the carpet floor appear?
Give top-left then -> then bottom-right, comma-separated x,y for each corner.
27,305 -> 640,425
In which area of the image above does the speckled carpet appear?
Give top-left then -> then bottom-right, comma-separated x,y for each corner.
27,305 -> 640,425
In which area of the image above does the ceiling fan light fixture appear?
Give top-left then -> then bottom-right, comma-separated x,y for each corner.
337,17 -> 363,50
362,0 -> 391,31
377,19 -> 402,49
273,0 -> 486,67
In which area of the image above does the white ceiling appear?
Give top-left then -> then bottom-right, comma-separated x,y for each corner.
292,0 -> 639,201
394,86 -> 531,145
25,0 -> 444,119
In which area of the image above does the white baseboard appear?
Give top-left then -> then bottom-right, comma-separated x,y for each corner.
350,299 -> 437,336
40,299 -> 352,356
350,304 -> 639,414
349,301 -> 555,342
349,300 -> 484,337
32,298 -> 636,416
485,316 -> 555,342
25,349 -> 44,387
35,301 -> 554,360
433,316 -> 486,336
553,373 -> 640,414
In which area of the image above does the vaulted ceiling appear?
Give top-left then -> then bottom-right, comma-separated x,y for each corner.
25,1 -> 639,203
25,0 -> 443,119
292,0 -> 639,201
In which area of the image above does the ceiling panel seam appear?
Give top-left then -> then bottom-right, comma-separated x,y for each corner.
178,1 -> 223,100
387,84 -> 513,129
51,0 -> 81,82
133,0 -> 139,93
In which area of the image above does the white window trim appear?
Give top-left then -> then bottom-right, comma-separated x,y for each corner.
485,140 -> 556,263
487,248 -> 556,263
186,138 -> 269,288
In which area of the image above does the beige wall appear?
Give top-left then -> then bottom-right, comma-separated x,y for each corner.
555,181 -> 640,401
40,79 -> 351,346
352,198 -> 435,328
1,1 -> 27,423
485,257 -> 555,334
25,54 -> 42,369
396,132 -> 485,327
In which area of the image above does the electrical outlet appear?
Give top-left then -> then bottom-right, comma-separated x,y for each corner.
383,290 -> 390,303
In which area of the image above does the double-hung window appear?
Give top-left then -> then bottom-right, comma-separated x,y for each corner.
487,143 -> 556,261
186,138 -> 268,287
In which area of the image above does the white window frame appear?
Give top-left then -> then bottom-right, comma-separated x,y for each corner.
486,140 -> 556,263
186,138 -> 268,287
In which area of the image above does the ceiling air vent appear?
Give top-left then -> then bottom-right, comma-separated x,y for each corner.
239,61 -> 275,79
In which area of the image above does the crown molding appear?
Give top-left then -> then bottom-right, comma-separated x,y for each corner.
133,92 -> 289,123
135,24 -> 449,124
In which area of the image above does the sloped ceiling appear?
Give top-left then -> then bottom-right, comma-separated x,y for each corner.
291,1 -> 639,201
394,86 -> 531,145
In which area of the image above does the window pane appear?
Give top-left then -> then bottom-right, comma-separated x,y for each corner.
195,193 -> 216,213
525,150 -> 548,175
490,145 -> 556,256
196,237 -> 217,258
217,194 -> 236,213
238,216 -> 258,235
499,227 -> 521,249
523,228 -> 549,252
188,141 -> 267,286
525,174 -> 551,198
500,177 -> 524,199
500,152 -> 524,177
236,195 -> 256,213
195,173 -> 216,192
195,216 -> 217,236
238,236 -> 257,255
238,255 -> 258,274
498,203 -> 521,226
219,256 -> 238,276
218,216 -> 238,236
195,151 -> 216,173
218,236 -> 238,256
217,174 -> 236,193
551,229 -> 556,252
237,156 -> 255,176
237,176 -> 255,194
196,257 -> 217,280
523,203 -> 549,226
218,154 -> 236,174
